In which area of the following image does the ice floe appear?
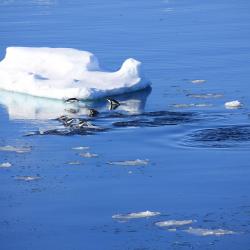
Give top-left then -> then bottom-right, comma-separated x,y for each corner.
224,100 -> 241,109
79,152 -> 98,158
184,227 -> 235,236
155,220 -> 195,227
191,79 -> 206,84
0,162 -> 12,168
0,47 -> 150,100
0,145 -> 31,153
107,159 -> 149,166
187,93 -> 223,99
172,103 -> 212,108
72,146 -> 90,150
112,211 -> 160,220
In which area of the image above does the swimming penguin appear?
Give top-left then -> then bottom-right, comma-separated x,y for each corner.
57,115 -> 68,122
78,120 -> 89,128
63,118 -> 75,127
107,98 -> 120,110
88,109 -> 99,117
64,98 -> 80,104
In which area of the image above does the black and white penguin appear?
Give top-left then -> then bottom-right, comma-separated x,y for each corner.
107,98 -> 120,110
64,98 -> 80,104
88,109 -> 99,117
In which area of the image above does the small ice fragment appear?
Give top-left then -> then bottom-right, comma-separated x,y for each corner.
191,79 -> 206,84
112,211 -> 160,220
107,159 -> 149,166
168,228 -> 177,232
0,145 -> 31,153
184,227 -> 235,236
15,176 -> 40,181
79,152 -> 98,158
224,100 -> 241,109
0,162 -> 12,168
72,146 -> 89,150
67,161 -> 81,165
187,93 -> 223,99
155,220 -> 195,227
172,103 -> 212,108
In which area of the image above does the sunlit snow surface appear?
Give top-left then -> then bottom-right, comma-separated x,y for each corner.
0,47 -> 150,100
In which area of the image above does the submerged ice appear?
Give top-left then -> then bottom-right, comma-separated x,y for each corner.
0,47 -> 150,100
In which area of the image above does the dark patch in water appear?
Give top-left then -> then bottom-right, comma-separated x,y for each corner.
26,127 -> 108,136
113,111 -> 196,127
182,125 -> 250,148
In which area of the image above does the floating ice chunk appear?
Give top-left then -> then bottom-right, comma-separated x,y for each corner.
191,79 -> 206,84
184,227 -> 235,236
107,159 -> 149,166
187,93 -> 223,99
0,47 -> 150,100
79,152 -> 98,158
15,176 -> 41,181
224,100 -> 241,109
0,162 -> 12,168
172,103 -> 212,108
72,146 -> 89,150
112,211 -> 160,220
0,145 -> 31,153
155,220 -> 195,227
67,161 -> 81,165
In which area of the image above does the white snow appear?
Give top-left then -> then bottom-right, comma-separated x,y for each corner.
0,47 -> 150,100
224,100 -> 241,109
155,220 -> 195,227
184,227 -> 235,236
107,159 -> 149,166
112,211 -> 160,220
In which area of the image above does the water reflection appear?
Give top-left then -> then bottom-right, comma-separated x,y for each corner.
0,88 -> 151,120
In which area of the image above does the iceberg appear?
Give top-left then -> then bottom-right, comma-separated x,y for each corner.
0,47 -> 150,100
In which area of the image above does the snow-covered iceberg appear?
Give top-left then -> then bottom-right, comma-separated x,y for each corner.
0,47 -> 150,100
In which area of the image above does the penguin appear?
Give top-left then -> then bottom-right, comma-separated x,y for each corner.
63,118 -> 75,127
107,98 -> 120,110
88,109 -> 99,117
57,115 -> 68,122
78,120 -> 89,128
64,98 -> 80,104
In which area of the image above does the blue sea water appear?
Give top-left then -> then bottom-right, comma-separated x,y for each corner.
0,0 -> 250,249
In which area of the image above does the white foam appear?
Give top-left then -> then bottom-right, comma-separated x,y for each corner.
0,47 -> 150,100
0,162 -> 12,168
224,100 -> 241,109
155,220 -> 195,227
0,145 -> 31,153
184,227 -> 235,236
112,211 -> 160,220
107,159 -> 149,166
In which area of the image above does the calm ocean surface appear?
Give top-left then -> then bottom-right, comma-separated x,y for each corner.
0,0 -> 250,249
